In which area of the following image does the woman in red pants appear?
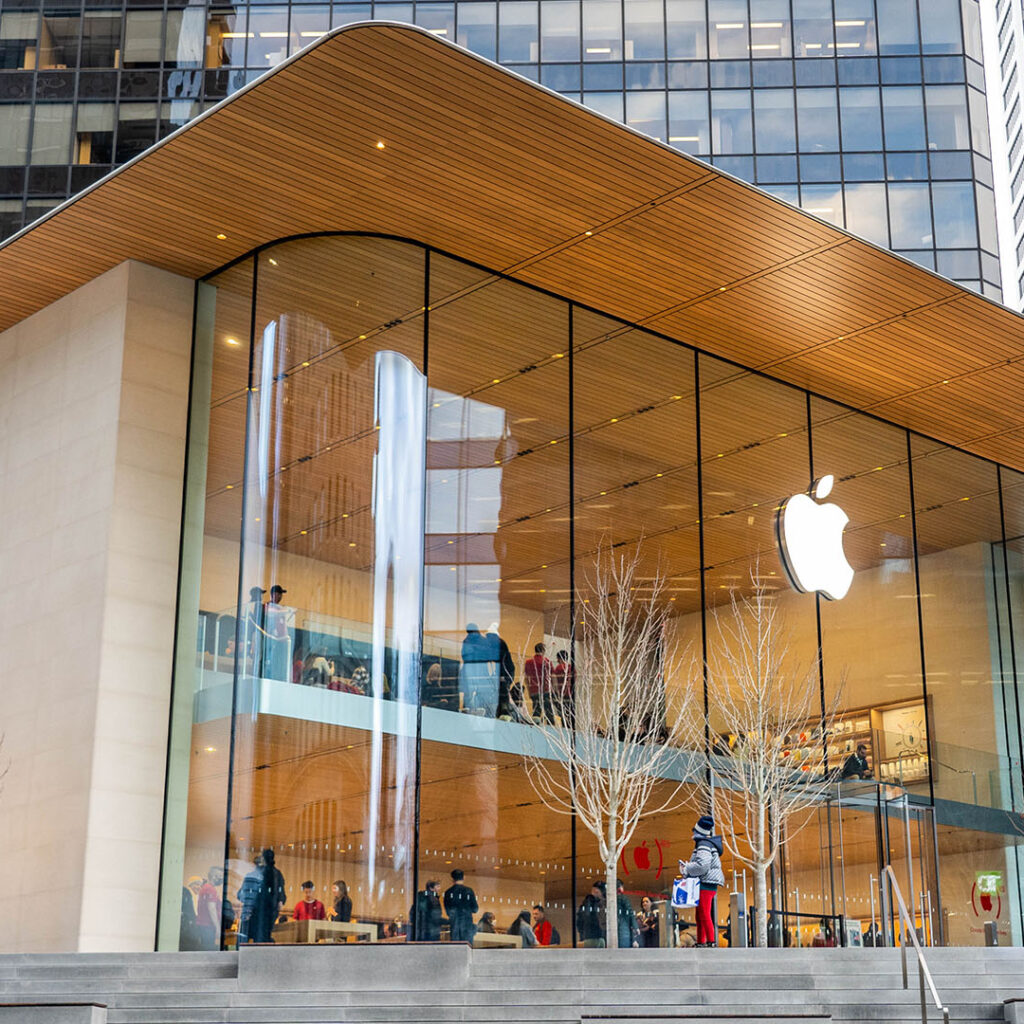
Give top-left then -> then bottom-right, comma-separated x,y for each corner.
678,815 -> 724,947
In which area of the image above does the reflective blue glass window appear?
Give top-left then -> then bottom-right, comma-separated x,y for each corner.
540,62 -> 580,90
456,2 -> 496,58
923,56 -> 965,83
288,7 -> 329,55
665,0 -> 707,59
625,62 -> 665,89
844,181 -> 889,245
540,0 -> 579,62
974,153 -> 992,187
792,0 -> 832,58
932,180 -> 977,247
754,89 -> 796,153
800,182 -> 844,226
711,89 -> 752,153
667,60 -> 708,87
514,63 -> 540,80
886,152 -> 927,179
797,87 -> 838,151
582,0 -> 622,60
977,182 -> 997,252
709,60 -> 750,87
921,2 -> 961,57
375,4 -> 414,20
583,62 -> 621,89
880,56 -> 922,84
333,4 -> 373,27
969,87 -> 990,157
712,154 -> 755,178
668,89 -> 709,152
761,182 -> 799,203
961,0 -> 982,62
895,249 -> 935,270
936,249 -> 979,280
882,86 -> 926,150
799,153 -> 840,180
708,0 -> 748,59
925,85 -> 969,150
837,56 -> 878,84
753,60 -> 794,86
626,90 -> 665,139
839,86 -> 882,150
583,90 -> 623,121
499,1 -> 538,62
795,58 -> 835,85
755,154 -> 798,181
415,4 -> 455,40
624,0 -> 663,60
888,182 -> 933,247
929,151 -> 971,178
843,152 -> 885,179
834,0 -> 876,57
877,0 -> 919,56
749,0 -> 791,59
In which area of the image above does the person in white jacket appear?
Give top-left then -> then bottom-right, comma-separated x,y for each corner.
679,815 -> 725,947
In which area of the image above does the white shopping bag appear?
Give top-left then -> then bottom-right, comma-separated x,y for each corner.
671,876 -> 700,908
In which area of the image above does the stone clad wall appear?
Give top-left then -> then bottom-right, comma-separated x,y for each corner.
0,260 -> 194,952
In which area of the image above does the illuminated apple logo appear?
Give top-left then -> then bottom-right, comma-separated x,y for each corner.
776,475 -> 854,601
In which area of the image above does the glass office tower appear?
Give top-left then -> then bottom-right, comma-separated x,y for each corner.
0,0 -> 1002,299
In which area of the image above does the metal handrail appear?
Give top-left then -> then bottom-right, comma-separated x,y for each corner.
883,864 -> 949,1024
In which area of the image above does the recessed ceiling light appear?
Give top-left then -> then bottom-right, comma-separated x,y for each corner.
216,233 -> 227,240
268,257 -> 278,266
376,140 -> 386,150
226,337 -> 239,346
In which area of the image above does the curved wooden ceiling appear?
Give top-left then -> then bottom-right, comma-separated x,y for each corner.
2,22 -> 1024,467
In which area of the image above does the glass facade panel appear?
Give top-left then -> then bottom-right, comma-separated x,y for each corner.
669,89 -> 709,153
624,0 -> 663,61
796,87 -> 838,151
665,0 -> 706,60
749,0 -> 791,60
754,89 -> 796,153
164,234 -> 1024,950
541,0 -> 579,62
792,0 -> 832,58
877,0 -> 919,56
840,86 -> 883,151
711,88 -> 752,153
932,180 -> 976,247
581,0 -> 620,61
925,85 -> 970,151
457,2 -> 497,60
920,0 -> 962,55
882,86 -> 927,151
707,0 -> 748,60
499,1 -> 537,62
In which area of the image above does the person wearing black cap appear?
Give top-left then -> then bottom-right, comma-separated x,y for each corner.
263,585 -> 290,681
576,880 -> 607,947
679,815 -> 724,947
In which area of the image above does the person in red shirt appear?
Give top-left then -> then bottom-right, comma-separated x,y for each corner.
531,904 -> 553,945
293,881 -> 326,921
551,649 -> 575,728
522,643 -> 552,721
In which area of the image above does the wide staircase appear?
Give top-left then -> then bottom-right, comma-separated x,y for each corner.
2,945 -> 1023,1024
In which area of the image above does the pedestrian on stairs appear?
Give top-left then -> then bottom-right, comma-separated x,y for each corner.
678,815 -> 724,947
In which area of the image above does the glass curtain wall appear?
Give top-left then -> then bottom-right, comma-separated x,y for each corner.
162,232 -> 1024,951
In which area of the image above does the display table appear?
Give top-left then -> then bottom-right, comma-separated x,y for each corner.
273,919 -> 376,943
472,932 -> 523,949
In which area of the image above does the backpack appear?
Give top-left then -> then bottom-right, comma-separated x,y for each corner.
549,925 -> 561,945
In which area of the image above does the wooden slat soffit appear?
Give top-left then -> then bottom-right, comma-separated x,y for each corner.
2,22 -> 1024,468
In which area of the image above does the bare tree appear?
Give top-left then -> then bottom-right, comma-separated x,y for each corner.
681,573 -> 842,947
515,546 -> 696,948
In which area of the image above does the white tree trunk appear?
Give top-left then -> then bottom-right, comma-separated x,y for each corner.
754,861 -> 769,948
605,860 -> 619,949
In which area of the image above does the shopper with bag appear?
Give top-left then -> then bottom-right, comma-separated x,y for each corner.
678,815 -> 724,947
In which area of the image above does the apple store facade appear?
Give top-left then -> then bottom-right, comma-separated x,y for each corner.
160,229 -> 1024,952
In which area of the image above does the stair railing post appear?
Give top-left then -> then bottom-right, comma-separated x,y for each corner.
918,955 -> 927,1024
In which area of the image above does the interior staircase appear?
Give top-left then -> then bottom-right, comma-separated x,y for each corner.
1,945 -> 1021,1024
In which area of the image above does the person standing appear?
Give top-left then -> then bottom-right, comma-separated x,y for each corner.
460,624 -> 489,713
679,815 -> 724,947
531,904 -> 553,945
249,847 -> 286,943
638,895 -> 659,948
263,585 -> 291,681
244,585 -> 266,676
522,643 -> 552,720
412,880 -> 443,941
841,743 -> 871,780
616,879 -> 640,948
196,868 -> 225,950
508,910 -> 538,947
293,881 -> 326,921
329,880 -> 352,922
443,869 -> 479,942
551,649 -> 575,727
576,880 -> 606,947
